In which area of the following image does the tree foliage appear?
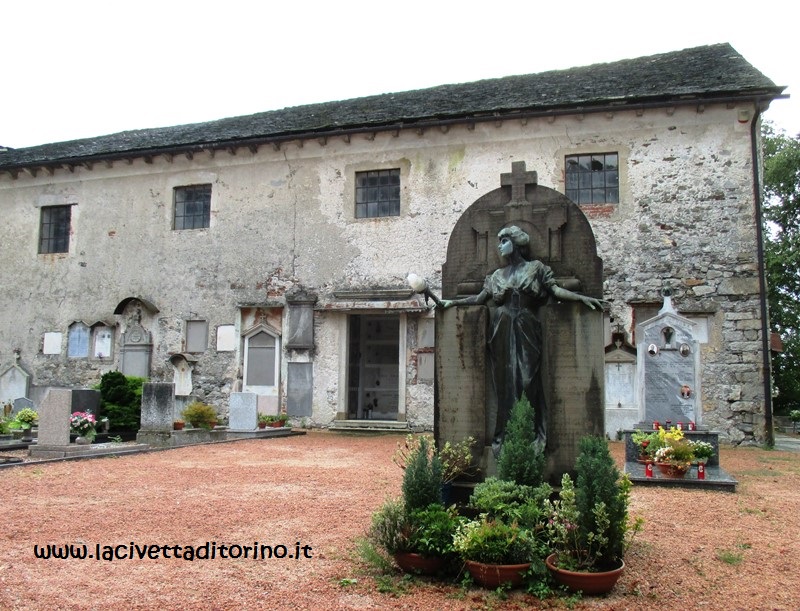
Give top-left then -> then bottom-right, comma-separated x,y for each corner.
762,123 -> 800,414
98,371 -> 144,431
497,396 -> 545,486
401,436 -> 443,512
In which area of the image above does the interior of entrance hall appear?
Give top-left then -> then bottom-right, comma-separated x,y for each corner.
347,315 -> 399,420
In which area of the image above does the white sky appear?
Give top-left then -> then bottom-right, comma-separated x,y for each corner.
2,0 -> 798,149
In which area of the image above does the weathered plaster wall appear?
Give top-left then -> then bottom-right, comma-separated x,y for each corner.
0,101 -> 767,440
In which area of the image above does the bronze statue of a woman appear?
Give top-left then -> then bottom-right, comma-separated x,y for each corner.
441,225 -> 603,454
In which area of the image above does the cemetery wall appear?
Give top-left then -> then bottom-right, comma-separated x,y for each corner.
0,102 -> 769,441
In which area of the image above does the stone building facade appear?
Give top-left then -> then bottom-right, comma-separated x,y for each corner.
0,44 -> 784,442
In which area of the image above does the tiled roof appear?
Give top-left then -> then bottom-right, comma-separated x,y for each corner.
0,44 -> 783,169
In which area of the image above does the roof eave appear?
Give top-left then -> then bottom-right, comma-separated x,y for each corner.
0,89 -> 786,174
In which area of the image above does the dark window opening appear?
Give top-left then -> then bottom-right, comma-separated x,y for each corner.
565,153 -> 619,205
355,169 -> 400,218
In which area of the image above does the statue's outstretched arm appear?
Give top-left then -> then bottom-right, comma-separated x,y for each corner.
550,285 -> 607,311
439,289 -> 491,309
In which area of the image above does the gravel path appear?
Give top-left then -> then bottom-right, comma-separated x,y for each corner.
2,431 -> 799,610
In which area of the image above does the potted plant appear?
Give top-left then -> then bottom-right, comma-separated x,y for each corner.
394,434 -> 477,503
652,427 -> 695,477
17,408 -> 38,441
261,413 -> 289,428
173,420 -> 185,431
181,401 -> 218,430
369,501 -> 463,575
69,411 -> 97,444
453,516 -> 538,588
545,435 -> 638,594
690,440 -> 715,464
257,414 -> 270,429
16,407 -> 37,430
496,397 -> 545,486
631,429 -> 660,462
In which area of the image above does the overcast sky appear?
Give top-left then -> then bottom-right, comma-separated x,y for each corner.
3,0 -> 798,149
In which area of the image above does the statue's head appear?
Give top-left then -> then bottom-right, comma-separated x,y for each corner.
497,225 -> 530,259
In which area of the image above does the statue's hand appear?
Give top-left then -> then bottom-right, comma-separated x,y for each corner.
439,299 -> 455,309
581,296 -> 606,310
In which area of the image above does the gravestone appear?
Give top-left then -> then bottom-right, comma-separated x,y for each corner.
169,353 -> 197,396
71,389 -> 101,416
285,290 -> 317,350
36,389 -> 72,446
1,359 -> 31,405
287,362 -> 313,418
604,331 -> 638,437
637,290 -> 700,425
11,396 -> 34,416
229,392 -> 258,430
139,383 -> 175,432
436,161 -> 605,485
120,308 -> 152,378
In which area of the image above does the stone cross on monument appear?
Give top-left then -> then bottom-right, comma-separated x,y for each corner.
500,161 -> 538,206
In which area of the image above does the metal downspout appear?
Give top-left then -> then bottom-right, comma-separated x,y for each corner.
750,109 -> 775,447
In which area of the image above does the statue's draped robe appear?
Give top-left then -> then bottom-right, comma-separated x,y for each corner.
485,259 -> 556,447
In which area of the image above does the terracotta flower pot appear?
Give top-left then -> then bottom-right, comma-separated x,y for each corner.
258,421 -> 267,429
464,559 -> 530,589
656,462 -> 689,478
545,554 -> 624,595
394,552 -> 444,575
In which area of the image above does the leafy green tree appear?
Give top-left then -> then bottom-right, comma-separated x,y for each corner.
762,123 -> 800,414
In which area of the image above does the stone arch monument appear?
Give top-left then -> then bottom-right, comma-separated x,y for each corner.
435,161 -> 605,485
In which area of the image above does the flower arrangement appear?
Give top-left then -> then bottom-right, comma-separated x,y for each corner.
16,407 -> 38,428
652,427 -> 694,468
690,440 -> 715,463
70,411 -> 97,439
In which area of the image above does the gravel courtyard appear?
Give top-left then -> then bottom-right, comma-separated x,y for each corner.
2,431 -> 799,610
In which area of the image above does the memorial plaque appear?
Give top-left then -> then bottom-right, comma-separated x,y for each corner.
637,293 -> 700,425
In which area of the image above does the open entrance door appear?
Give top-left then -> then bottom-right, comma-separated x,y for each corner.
347,315 -> 399,420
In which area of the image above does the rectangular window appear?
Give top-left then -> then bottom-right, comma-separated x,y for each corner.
39,205 -> 72,253
355,169 -> 400,218
185,320 -> 208,353
174,184 -> 211,230
565,153 -> 619,205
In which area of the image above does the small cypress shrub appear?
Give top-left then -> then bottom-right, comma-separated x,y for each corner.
575,435 -> 629,568
98,371 -> 144,432
401,436 -> 443,512
497,397 -> 545,486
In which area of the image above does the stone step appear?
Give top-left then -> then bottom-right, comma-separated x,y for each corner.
328,419 -> 410,433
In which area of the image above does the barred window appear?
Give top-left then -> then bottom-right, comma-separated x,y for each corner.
565,153 -> 619,205
355,169 -> 400,218
39,205 -> 72,253
174,184 -> 211,230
